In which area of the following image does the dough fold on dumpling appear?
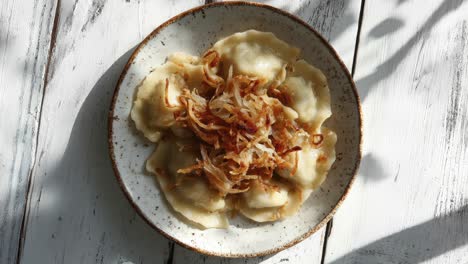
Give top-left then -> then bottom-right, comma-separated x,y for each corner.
276,127 -> 337,190
213,30 -> 300,85
131,58 -> 203,142
239,181 -> 304,222
146,138 -> 228,229
280,60 -> 331,129
243,181 -> 288,208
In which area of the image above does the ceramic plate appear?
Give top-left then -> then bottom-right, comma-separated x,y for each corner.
109,2 -> 362,257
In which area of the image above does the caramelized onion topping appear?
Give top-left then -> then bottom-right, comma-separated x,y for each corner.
312,134 -> 324,146
174,55 -> 312,194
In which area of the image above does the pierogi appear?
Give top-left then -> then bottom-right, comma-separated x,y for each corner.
131,30 -> 336,229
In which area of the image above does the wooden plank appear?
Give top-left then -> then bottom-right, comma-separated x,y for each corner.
18,1 -> 204,263
324,0 -> 468,263
173,0 -> 362,263
0,0 -> 57,263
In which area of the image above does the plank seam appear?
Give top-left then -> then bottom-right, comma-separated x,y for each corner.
351,0 -> 366,76
319,0 -> 366,262
166,242 -> 175,264
320,219 -> 333,264
15,1 -> 61,263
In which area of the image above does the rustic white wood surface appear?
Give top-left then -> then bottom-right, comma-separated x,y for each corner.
3,0 -> 468,263
0,1 -> 56,263
324,0 -> 468,263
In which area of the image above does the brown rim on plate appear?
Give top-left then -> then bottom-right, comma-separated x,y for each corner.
108,1 -> 363,258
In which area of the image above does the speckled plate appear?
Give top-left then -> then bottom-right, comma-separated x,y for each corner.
109,1 -> 362,258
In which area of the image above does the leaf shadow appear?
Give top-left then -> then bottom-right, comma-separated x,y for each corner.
359,153 -> 388,181
358,0 -> 464,101
328,204 -> 468,264
22,47 -> 175,263
368,17 -> 404,39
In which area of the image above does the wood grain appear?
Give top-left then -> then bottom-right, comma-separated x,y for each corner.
18,1 -> 204,263
324,0 -> 468,263
5,0 -> 468,263
172,0 -> 363,263
0,1 -> 57,263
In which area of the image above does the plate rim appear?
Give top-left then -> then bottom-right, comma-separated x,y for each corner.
107,1 -> 363,258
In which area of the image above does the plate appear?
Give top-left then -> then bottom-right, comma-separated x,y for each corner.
108,1 -> 362,257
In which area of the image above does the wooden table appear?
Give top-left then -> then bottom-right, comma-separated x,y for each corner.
2,0 -> 467,263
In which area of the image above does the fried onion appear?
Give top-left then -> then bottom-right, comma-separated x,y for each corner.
174,59 -> 311,194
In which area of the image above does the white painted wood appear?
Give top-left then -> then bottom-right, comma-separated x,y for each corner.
324,0 -> 468,263
173,0 -> 362,263
6,0 -> 468,263
0,1 -> 56,263
19,1 -> 204,264
174,233 -> 325,264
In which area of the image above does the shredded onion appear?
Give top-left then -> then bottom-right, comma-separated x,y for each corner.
177,162 -> 203,174
312,134 -> 324,146
174,57 -> 311,194
202,50 -> 224,87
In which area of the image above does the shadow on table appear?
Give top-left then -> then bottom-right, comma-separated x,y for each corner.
328,204 -> 468,264
38,46 -> 174,263
293,0 -> 355,43
368,17 -> 404,39
255,0 -> 356,44
357,0 -> 464,101
359,153 -> 388,182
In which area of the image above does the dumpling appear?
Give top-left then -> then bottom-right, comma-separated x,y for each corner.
131,59 -> 203,142
243,181 -> 288,208
165,143 -> 225,211
213,30 -> 300,85
281,76 -> 316,121
132,30 -> 337,229
263,96 -> 299,120
131,62 -> 185,142
276,127 -> 337,189
168,52 -> 202,66
168,52 -> 205,88
146,137 -> 228,229
280,60 -> 331,129
239,181 -> 303,222
175,177 -> 226,212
